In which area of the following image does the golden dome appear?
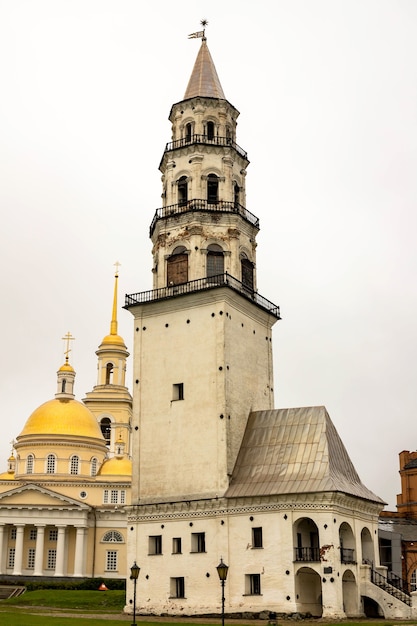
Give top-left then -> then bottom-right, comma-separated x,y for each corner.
0,471 -> 15,480
98,456 -> 132,476
58,362 -> 75,372
100,333 -> 126,347
18,398 -> 104,440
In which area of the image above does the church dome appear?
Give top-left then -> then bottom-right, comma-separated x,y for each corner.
98,456 -> 132,476
100,333 -> 126,347
58,361 -> 75,372
18,398 -> 104,440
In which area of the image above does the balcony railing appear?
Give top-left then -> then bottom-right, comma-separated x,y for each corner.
294,547 -> 320,562
340,548 -> 356,564
163,134 -> 248,160
125,272 -> 280,319
150,199 -> 259,236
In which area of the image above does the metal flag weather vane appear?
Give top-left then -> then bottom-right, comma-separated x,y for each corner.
188,18 -> 208,40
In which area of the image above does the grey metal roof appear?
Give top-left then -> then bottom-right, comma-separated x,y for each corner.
184,39 -> 225,100
379,517 -> 417,541
226,406 -> 384,504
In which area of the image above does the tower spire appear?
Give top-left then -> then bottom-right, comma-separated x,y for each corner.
110,261 -> 121,336
185,21 -> 225,100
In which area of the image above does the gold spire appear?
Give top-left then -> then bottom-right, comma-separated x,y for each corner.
110,262 -> 121,336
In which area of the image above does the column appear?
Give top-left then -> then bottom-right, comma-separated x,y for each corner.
34,525 -> 45,576
0,525 -> 5,574
73,526 -> 86,576
54,526 -> 66,577
12,524 -> 25,576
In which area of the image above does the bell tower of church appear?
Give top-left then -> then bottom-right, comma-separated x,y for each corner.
126,33 -> 280,503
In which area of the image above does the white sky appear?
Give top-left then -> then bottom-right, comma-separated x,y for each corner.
0,0 -> 416,509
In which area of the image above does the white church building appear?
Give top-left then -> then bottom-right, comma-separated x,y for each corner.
124,33 -> 417,619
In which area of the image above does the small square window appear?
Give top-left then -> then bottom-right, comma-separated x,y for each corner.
47,549 -> 57,569
252,527 -> 263,548
8,548 -> 15,568
29,528 -> 37,541
170,576 -> 185,598
172,537 -> 182,554
191,532 -> 206,553
49,529 -> 58,542
149,535 -> 162,555
245,573 -> 261,595
172,383 -> 184,401
10,527 -> 16,540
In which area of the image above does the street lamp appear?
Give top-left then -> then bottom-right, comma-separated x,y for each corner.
216,558 -> 229,626
130,561 -> 140,626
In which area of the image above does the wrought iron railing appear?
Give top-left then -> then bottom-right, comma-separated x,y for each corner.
294,547 -> 320,562
340,548 -> 356,564
371,568 -> 411,605
163,134 -> 248,160
125,273 -> 280,319
150,199 -> 259,236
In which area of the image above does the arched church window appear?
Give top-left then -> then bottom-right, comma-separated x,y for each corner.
411,570 -> 417,592
185,123 -> 192,143
102,530 -> 124,543
207,121 -> 215,140
167,246 -> 188,286
26,454 -> 34,474
46,454 -> 56,474
178,176 -> 188,207
241,253 -> 254,292
61,379 -> 66,393
207,244 -> 224,281
207,174 -> 219,204
70,455 -> 80,475
100,417 -> 112,445
91,457 -> 98,477
105,363 -> 114,385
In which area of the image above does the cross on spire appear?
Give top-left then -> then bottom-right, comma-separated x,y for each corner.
114,260 -> 121,277
62,331 -> 75,363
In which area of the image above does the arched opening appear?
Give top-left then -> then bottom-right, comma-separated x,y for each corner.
91,457 -> 98,477
46,454 -> 56,474
70,455 -> 79,475
105,363 -> 114,385
178,176 -> 188,207
293,517 -> 320,562
234,182 -> 240,207
185,123 -> 192,143
207,174 -> 219,204
206,121 -> 215,140
295,567 -> 323,616
167,246 -> 188,286
61,379 -> 66,393
342,570 -> 358,617
363,596 -> 384,618
339,522 -> 356,564
100,417 -> 112,445
207,244 -> 224,281
26,454 -> 34,474
361,527 -> 374,565
241,253 -> 254,292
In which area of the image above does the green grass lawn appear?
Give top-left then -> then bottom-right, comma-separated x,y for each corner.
1,588 -> 125,611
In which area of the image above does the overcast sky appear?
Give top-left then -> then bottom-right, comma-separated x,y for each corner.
1,0 -> 416,509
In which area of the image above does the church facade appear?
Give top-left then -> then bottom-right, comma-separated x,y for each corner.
0,272 -> 132,580
124,33 -> 417,620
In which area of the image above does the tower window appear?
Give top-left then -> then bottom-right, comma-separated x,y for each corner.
61,378 -> 66,393
149,535 -> 162,555
172,383 -> 184,401
170,577 -> 185,598
70,455 -> 79,475
207,244 -> 224,280
234,182 -> 240,206
206,121 -> 215,140
191,532 -> 206,553
26,454 -> 34,474
100,417 -> 112,445
46,454 -> 56,474
252,527 -> 263,548
90,457 -> 98,477
207,174 -> 219,204
178,176 -> 188,207
172,537 -> 182,554
105,363 -> 114,385
185,122 -> 192,143
167,246 -> 188,286
241,253 -> 254,292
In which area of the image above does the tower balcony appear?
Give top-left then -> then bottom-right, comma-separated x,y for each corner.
163,134 -> 248,160
124,273 -> 280,319
150,199 -> 259,237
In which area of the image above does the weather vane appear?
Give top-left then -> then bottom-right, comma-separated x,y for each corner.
188,19 -> 208,41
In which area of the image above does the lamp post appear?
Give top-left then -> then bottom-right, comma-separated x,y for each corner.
130,561 -> 140,626
216,558 -> 229,626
